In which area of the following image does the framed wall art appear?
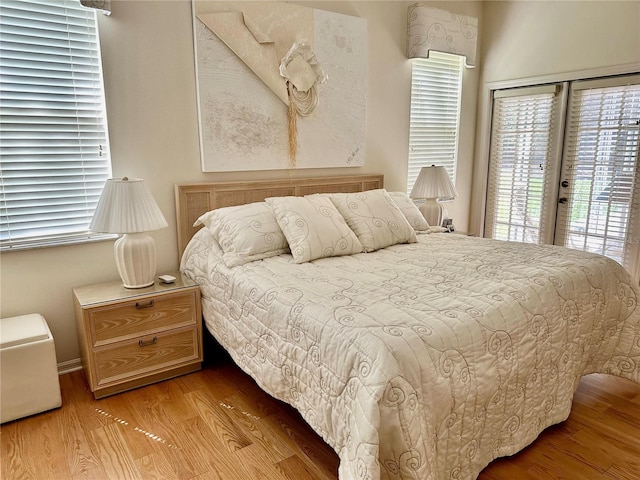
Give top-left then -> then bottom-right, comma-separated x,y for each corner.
192,1 -> 368,172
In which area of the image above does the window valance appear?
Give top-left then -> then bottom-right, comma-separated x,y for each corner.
80,0 -> 110,14
407,4 -> 477,68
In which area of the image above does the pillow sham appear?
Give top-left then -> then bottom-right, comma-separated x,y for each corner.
328,189 -> 417,252
194,202 -> 289,267
266,195 -> 362,263
387,191 -> 430,231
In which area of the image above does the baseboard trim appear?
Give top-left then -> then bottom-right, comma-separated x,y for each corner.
58,358 -> 82,375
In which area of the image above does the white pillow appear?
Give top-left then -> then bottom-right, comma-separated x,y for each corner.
266,195 -> 362,263
194,202 -> 289,267
387,191 -> 430,231
328,189 -> 417,252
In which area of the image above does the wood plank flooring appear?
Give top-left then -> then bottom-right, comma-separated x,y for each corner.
2,357 -> 639,480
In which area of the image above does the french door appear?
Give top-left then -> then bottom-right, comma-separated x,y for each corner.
485,74 -> 640,282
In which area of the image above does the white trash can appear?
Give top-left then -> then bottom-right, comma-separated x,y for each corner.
1,314 -> 62,423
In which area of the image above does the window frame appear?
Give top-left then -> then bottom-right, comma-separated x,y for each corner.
555,75 -> 640,272
0,0 -> 112,252
482,73 -> 640,281
407,52 -> 463,194
472,65 -> 639,235
484,84 -> 563,245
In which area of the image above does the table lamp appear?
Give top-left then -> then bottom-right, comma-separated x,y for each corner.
410,165 -> 458,227
90,177 -> 168,288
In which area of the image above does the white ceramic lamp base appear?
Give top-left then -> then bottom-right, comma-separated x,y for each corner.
419,198 -> 444,227
114,233 -> 157,288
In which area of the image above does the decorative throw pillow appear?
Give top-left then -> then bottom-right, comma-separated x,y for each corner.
266,195 -> 362,263
387,191 -> 430,231
328,189 -> 417,252
194,202 -> 289,267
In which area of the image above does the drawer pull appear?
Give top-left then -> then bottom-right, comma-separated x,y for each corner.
138,336 -> 158,347
135,300 -> 155,309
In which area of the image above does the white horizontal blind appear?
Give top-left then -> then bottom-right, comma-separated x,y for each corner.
407,52 -> 463,193
485,86 -> 558,243
556,76 -> 640,272
0,0 -> 111,250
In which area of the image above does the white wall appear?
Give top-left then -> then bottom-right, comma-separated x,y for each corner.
471,0 -> 640,233
0,0 -> 481,364
480,0 -> 640,84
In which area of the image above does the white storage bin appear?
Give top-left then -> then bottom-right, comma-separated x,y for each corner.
1,314 -> 62,423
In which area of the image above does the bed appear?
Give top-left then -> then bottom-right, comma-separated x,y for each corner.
176,174 -> 640,480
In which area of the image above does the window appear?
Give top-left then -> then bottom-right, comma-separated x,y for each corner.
485,85 -> 560,244
556,76 -> 640,271
407,52 -> 463,193
0,0 -> 111,251
484,75 -> 640,279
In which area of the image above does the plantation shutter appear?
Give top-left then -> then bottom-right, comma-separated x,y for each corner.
484,85 -> 559,244
0,0 -> 111,250
407,52 -> 463,193
555,75 -> 640,275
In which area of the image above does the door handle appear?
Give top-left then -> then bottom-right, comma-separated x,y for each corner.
561,180 -> 569,188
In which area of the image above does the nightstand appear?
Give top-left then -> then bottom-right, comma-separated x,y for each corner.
73,272 -> 202,399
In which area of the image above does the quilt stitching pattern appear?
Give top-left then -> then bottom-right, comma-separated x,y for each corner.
181,231 -> 640,480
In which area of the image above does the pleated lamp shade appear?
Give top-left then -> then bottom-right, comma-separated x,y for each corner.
410,166 -> 458,227
90,177 -> 168,234
90,177 -> 168,288
410,166 -> 458,201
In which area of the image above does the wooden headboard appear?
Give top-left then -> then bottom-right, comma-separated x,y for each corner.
174,174 -> 384,258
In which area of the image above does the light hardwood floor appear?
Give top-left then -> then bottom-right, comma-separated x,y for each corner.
2,356 -> 639,480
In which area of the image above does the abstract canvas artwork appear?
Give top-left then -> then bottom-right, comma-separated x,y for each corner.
192,1 -> 368,172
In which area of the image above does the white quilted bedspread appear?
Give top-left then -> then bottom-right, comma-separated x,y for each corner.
181,230 -> 640,480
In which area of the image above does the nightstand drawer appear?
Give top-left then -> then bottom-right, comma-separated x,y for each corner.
89,291 -> 197,347
94,327 -> 199,386
74,273 -> 202,398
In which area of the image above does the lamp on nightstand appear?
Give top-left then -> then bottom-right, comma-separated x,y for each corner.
410,165 -> 458,227
90,177 -> 168,289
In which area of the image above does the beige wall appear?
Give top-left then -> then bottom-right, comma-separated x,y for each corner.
471,0 -> 640,232
480,0 -> 640,84
5,0 -> 637,365
0,0 -> 481,364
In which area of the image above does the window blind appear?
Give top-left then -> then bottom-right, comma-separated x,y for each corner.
485,86 -> 558,243
407,52 -> 463,193
556,76 -> 640,271
0,0 -> 111,250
